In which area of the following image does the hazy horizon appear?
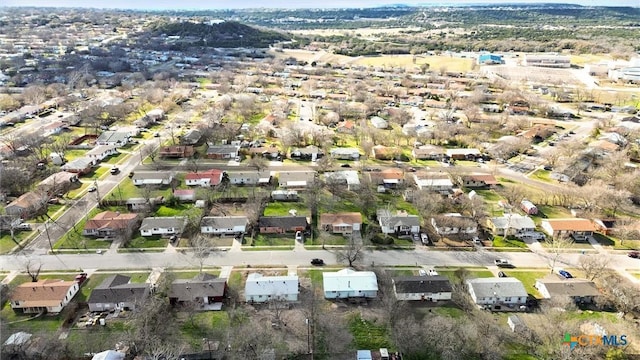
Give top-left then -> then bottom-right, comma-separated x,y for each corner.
2,0 -> 638,10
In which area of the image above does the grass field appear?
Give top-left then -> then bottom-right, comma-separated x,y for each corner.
499,270 -> 550,298
353,54 -> 473,73
349,313 -> 393,350
0,231 -> 29,254
249,233 -> 295,247
435,267 -> 494,283
492,235 -> 528,248
263,201 -> 310,217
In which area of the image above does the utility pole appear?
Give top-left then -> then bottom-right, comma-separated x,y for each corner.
93,180 -> 101,207
306,318 -> 313,360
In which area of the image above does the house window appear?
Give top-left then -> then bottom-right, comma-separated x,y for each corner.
504,297 -> 511,302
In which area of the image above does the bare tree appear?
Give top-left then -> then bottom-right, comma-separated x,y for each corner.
335,233 -> 365,267
190,234 -> 211,273
24,258 -> 42,282
577,255 -> 610,281
545,234 -> 574,273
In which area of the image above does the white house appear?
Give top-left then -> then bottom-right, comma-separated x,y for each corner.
467,278 -> 528,312
431,213 -> 477,236
131,171 -> 174,186
85,145 -> 118,163
392,276 -> 452,302
330,147 -> 361,160
413,173 -> 453,194
376,209 -> 420,235
324,170 -> 360,191
10,279 -> 80,314
227,170 -> 271,186
244,273 -> 299,303
95,131 -> 130,147
139,216 -> 187,237
370,116 -> 389,129
185,169 -> 224,187
488,214 -> 536,236
200,216 -> 248,236
322,268 -> 378,299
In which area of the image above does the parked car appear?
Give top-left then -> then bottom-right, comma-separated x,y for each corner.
420,233 -> 429,245
557,269 -> 573,279
472,236 -> 482,245
169,235 -> 178,243
311,258 -> 324,266
498,271 -> 507,278
16,223 -> 32,231
75,272 -> 88,284
495,259 -> 514,268
628,251 -> 639,259
110,167 -> 120,175
427,269 -> 439,276
340,163 -> 351,168
128,171 -> 135,178
412,233 -> 420,242
295,231 -> 303,242
418,269 -> 427,276
87,186 -> 97,192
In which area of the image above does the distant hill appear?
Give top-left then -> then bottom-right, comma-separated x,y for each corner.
149,21 -> 289,48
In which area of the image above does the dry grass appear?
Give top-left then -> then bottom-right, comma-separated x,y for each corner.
354,55 -> 473,73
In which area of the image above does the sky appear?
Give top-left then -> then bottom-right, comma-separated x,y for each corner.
2,0 -> 638,9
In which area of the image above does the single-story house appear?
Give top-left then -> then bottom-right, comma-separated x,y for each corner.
10,279 -> 80,314
372,145 -> 401,160
368,168 -> 404,189
95,131 -> 130,147
36,171 -> 79,195
413,173 -> 454,194
376,209 -> 420,235
370,116 -> 389,129
181,129 -> 202,145
185,169 -> 224,187
319,212 -> 362,235
330,147 -> 361,160
540,218 -> 598,241
132,171 -> 174,186
446,148 -> 481,161
125,197 -> 164,212
412,145 -> 446,161
173,189 -> 195,202
245,273 -> 299,303
87,275 -> 149,312
169,273 -> 227,310
488,214 -> 536,237
271,190 -> 299,201
534,276 -> 600,304
431,214 -> 478,236
459,174 -> 499,188
61,157 -> 94,174
323,268 -> 378,299
83,211 -> 139,238
42,121 -> 68,136
139,216 -> 187,237
324,171 -> 360,191
201,216 -> 248,236
227,170 -> 272,186
278,171 -> 317,189
290,145 -> 323,161
159,145 -> 195,158
392,275 -> 452,302
85,145 -> 118,163
467,278 -> 528,312
258,216 -> 308,234
4,191 -> 48,219
91,350 -> 125,360
206,144 -> 240,159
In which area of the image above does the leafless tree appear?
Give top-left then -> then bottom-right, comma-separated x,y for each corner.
545,234 -> 574,273
335,233 -> 365,267
577,255 -> 610,281
24,258 -> 42,282
190,234 -> 211,273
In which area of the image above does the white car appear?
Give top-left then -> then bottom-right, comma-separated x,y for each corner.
295,231 -> 303,241
427,269 -> 439,276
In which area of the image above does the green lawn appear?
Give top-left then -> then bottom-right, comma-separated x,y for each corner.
474,189 -> 502,203
308,232 -> 348,246
67,182 -> 91,199
65,323 -> 130,357
492,235 -> 528,248
227,271 -> 244,287
85,166 -> 109,180
55,208 -> 112,250
319,198 -> 362,214
435,267 -> 494,283
63,149 -> 88,161
376,194 -> 419,215
103,152 -> 128,165
432,306 -> 465,318
125,235 -> 169,249
529,170 -> 552,182
533,205 -> 573,219
165,270 -> 221,280
349,314 -> 393,350
500,270 -> 550,298
181,311 -> 231,349
155,204 -> 194,217
1,302 -> 66,332
105,180 -> 141,199
249,233 -> 295,246
0,231 -> 29,254
46,204 -> 66,220
263,202 -> 310,217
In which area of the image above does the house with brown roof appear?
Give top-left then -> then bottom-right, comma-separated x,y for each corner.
83,211 -> 139,238
372,145 -> 401,160
159,145 -> 195,158
534,276 -> 600,304
36,171 -> 78,195
319,212 -> 362,235
10,279 -> 80,314
459,174 -> 499,189
4,191 -> 48,219
412,145 -> 446,161
367,168 -> 405,189
540,218 -> 598,241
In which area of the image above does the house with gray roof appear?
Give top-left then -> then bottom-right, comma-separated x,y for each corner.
87,274 -> 149,312
206,144 -> 240,160
169,273 -> 227,310
392,275 -> 452,301
140,216 -> 187,237
330,147 -> 361,160
488,214 -> 536,237
131,171 -> 174,186
61,157 -> 94,174
324,170 -> 360,191
376,209 -> 420,235
467,277 -> 528,311
278,171 -> 317,189
96,131 -> 130,147
534,276 -> 600,304
201,216 -> 248,236
227,170 -> 272,186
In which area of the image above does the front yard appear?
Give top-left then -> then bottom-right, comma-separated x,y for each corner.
247,233 -> 295,247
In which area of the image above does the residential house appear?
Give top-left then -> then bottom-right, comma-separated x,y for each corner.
412,145 -> 446,161
271,190 -> 299,201
95,131 -> 129,147
87,275 -> 149,312
5,191 -> 48,219
290,145 -> 323,161
181,129 -> 202,145
36,171 -> 78,195
259,216 -> 308,234
372,145 -> 400,160
392,276 -> 453,302
369,168 -> 405,189
85,145 -> 118,163
10,279 -> 80,314
534,276 -> 600,304
125,197 -> 164,212
42,121 -> 68,136
376,209 -> 420,235
322,268 -> 378,299
319,212 -> 362,235
324,171 -> 360,191
278,171 -> 317,189
185,169 -> 224,187
413,172 -> 454,194
520,200 -> 538,215
61,157 -> 93,174
245,273 -> 299,303
431,214 -> 477,236
336,121 -> 356,134
201,216 -> 248,236
169,273 -> 227,310
370,116 -> 389,129
173,189 -> 195,202
131,171 -> 174,186
206,144 -> 240,159
459,174 -> 498,189
159,145 -> 195,158
227,170 -> 272,186
330,147 -> 361,160
540,218 -> 597,241
83,211 -> 139,238
139,216 -> 187,237
466,278 -> 528,311
445,148 -> 481,161
488,214 -> 536,237
91,350 -> 125,360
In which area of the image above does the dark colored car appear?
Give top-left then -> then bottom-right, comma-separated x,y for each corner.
628,251 -> 639,259
412,233 -> 420,242
311,258 -> 324,266
340,163 -> 351,168
498,271 -> 507,278
558,270 -> 573,279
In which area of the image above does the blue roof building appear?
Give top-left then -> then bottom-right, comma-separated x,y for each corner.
478,53 -> 504,65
